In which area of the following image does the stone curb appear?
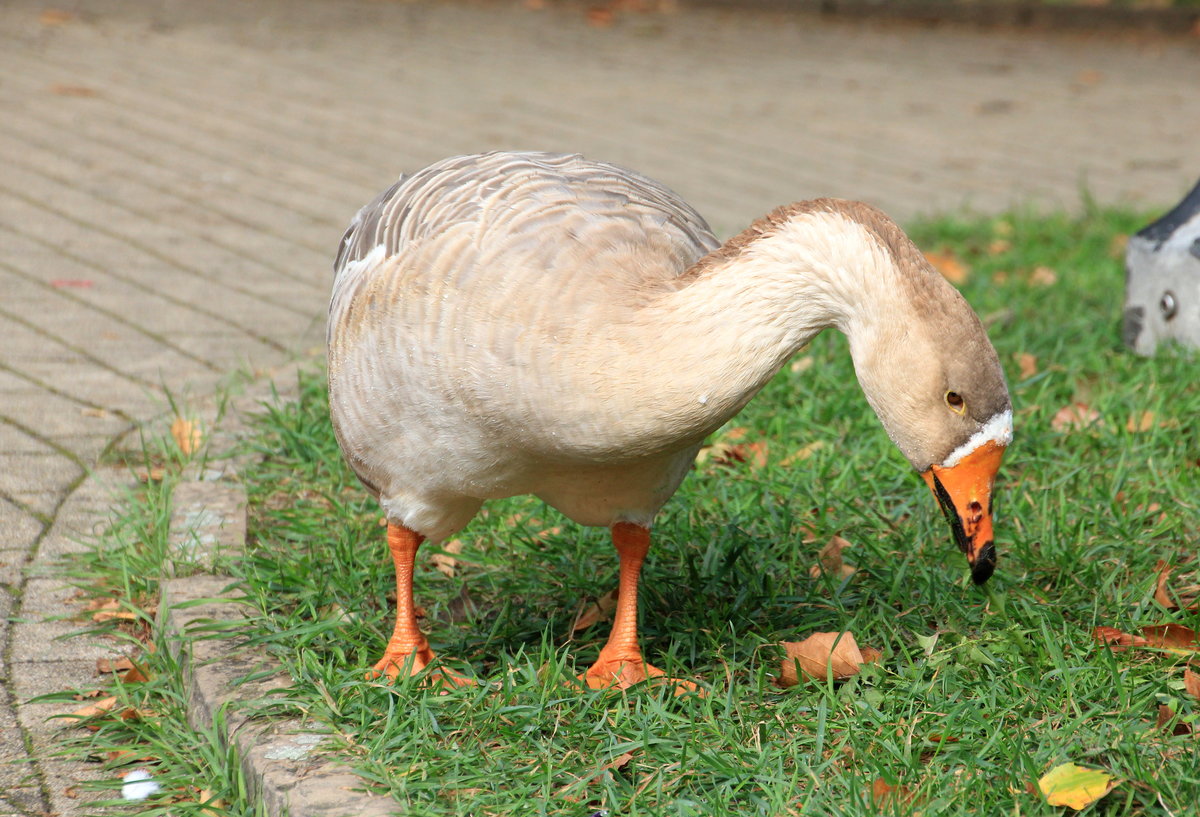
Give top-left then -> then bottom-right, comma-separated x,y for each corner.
157,573 -> 398,817
692,0 -> 1200,34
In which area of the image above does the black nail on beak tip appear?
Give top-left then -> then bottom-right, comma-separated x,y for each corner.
971,540 -> 996,585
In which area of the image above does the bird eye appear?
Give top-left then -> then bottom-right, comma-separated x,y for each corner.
1160,291 -> 1177,321
945,391 -> 966,414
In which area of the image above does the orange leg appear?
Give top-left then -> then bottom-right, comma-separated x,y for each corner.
582,523 -> 695,692
371,522 -> 471,686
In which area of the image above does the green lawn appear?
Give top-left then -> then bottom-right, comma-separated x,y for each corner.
55,206 -> 1198,815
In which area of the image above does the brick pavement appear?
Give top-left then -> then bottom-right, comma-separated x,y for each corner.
0,0 -> 1197,812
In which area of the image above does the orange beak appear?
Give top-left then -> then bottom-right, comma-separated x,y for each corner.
921,440 -> 1006,584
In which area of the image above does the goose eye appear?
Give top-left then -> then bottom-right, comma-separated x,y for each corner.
1160,291 -> 1177,321
945,391 -> 966,414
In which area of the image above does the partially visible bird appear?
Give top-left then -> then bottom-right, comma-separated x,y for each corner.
327,151 -> 1012,689
1124,178 -> 1200,355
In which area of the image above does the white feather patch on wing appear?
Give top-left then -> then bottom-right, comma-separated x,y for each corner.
940,409 -> 1013,468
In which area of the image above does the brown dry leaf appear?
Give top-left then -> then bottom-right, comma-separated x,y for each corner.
1141,624 -> 1199,652
777,631 -> 870,687
134,466 -> 165,483
780,440 -> 824,466
697,441 -> 768,470
1093,626 -> 1148,651
924,250 -> 969,284
1125,411 -> 1156,433
572,588 -> 619,632
1094,623 -> 1199,654
1029,266 -> 1058,287
40,8 -> 74,24
88,598 -> 138,622
1051,402 -> 1101,433
48,83 -> 99,97
1017,352 -> 1038,380
196,788 -> 226,815
431,539 -> 464,577
96,656 -> 135,675
988,239 -> 1012,255
809,535 -> 856,580
170,416 -> 203,455
121,664 -> 150,684
586,5 -> 615,26
1153,560 -> 1200,611
1156,704 -> 1191,737
1075,69 -> 1104,87
871,777 -> 914,808
70,695 -> 118,724
1037,762 -> 1115,809
1184,668 -> 1200,701
860,646 -> 882,665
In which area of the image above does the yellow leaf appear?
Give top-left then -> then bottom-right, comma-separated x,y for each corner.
1037,763 -> 1115,809
170,416 -> 202,455
780,440 -> 824,466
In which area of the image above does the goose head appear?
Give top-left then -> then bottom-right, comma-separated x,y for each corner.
1123,178 -> 1200,355
831,207 -> 1012,583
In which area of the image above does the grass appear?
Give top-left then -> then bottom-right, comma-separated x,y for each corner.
53,205 -> 1198,815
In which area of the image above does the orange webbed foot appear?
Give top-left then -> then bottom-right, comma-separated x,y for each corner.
580,652 -> 700,695
368,647 -> 475,688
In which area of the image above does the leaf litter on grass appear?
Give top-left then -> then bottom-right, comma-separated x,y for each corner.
1037,762 -> 1116,810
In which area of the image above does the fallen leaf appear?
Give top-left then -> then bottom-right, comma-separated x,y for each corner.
809,535 -> 856,580
871,777 -> 914,807
1153,560 -> 1199,611
1126,411 -> 1155,433
988,239 -> 1012,255
1184,668 -> 1200,701
1141,624 -> 1199,652
697,441 -> 768,469
924,250 -> 969,284
1051,402 -> 1101,433
40,9 -> 74,25
89,598 -> 138,622
586,5 -> 614,26
1037,762 -> 1115,809
431,539 -> 463,577
48,83 -> 99,97
790,356 -> 814,374
860,646 -> 882,665
170,416 -> 202,455
1094,623 -> 1198,654
96,656 -> 135,675
1093,625 -> 1147,651
134,466 -> 165,483
1016,352 -> 1038,380
121,664 -> 150,684
780,440 -> 824,466
1157,704 -> 1192,736
70,695 -> 118,724
1075,69 -> 1104,87
1029,266 -> 1058,287
50,278 -> 94,287
777,631 -> 870,686
572,588 -> 619,632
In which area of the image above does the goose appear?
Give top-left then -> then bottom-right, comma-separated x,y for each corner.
1123,177 -> 1200,355
327,151 -> 1012,689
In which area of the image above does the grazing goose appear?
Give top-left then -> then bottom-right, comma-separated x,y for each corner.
328,151 -> 1012,689
1123,177 -> 1200,355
